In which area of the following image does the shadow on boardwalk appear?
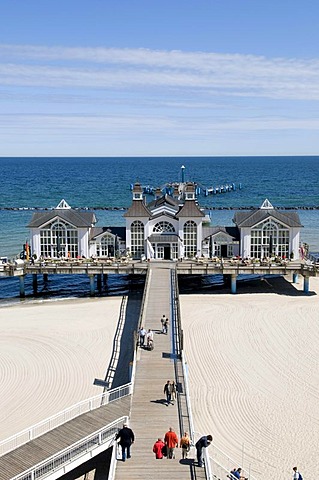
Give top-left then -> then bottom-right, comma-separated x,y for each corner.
104,291 -> 143,389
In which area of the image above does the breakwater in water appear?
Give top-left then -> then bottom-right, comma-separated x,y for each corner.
2,205 -> 319,211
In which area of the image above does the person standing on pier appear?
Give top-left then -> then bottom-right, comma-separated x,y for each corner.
164,380 -> 172,406
138,326 -> 147,347
116,423 -> 135,462
164,427 -> 178,459
195,434 -> 213,467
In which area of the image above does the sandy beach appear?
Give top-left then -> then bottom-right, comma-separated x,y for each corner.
0,297 -> 122,441
180,276 -> 319,479
0,276 -> 318,480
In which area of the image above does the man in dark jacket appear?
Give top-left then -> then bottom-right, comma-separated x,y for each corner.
195,434 -> 213,467
116,423 -> 135,461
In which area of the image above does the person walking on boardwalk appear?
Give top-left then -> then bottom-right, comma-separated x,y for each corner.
164,427 -> 178,459
161,314 -> 166,333
153,438 -> 166,459
138,326 -> 146,347
180,431 -> 191,459
171,381 -> 177,404
163,316 -> 169,334
293,467 -> 303,480
195,434 -> 212,467
163,380 -> 173,406
115,423 -> 135,462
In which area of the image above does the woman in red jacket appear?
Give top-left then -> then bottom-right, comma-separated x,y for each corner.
153,438 -> 166,459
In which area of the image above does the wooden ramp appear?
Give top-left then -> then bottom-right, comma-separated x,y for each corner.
115,263 -> 205,480
0,397 -> 130,480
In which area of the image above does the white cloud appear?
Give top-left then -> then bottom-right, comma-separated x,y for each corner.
0,44 -> 319,100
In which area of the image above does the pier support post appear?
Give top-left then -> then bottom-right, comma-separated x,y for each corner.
19,275 -> 25,298
231,274 -> 237,294
292,273 -> 298,283
97,274 -> 102,293
32,274 -> 38,294
89,274 -> 95,296
303,276 -> 310,294
43,273 -> 48,283
103,274 -> 108,285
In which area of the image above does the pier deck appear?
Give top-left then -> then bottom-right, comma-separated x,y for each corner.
115,263 -> 202,480
0,397 -> 130,480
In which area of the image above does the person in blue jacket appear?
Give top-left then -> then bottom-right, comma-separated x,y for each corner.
195,434 -> 213,467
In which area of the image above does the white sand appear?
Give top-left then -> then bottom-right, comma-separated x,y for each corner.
0,297 -> 122,441
180,277 -> 319,479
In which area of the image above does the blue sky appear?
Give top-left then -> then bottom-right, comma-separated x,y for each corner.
1,0 -> 319,156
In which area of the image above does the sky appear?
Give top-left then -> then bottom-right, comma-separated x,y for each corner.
1,0 -> 319,157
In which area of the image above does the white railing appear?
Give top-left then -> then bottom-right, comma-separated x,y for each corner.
11,416 -> 128,480
209,441 -> 257,480
181,351 -> 195,443
0,383 -> 132,457
193,433 -> 258,480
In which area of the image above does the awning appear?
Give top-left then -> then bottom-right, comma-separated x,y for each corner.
148,234 -> 180,243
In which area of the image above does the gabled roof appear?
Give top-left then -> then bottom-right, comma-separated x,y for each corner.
28,209 -> 96,228
148,194 -> 180,210
176,201 -> 205,218
124,200 -> 151,218
89,226 -> 126,241
203,226 -> 240,241
233,208 -> 302,228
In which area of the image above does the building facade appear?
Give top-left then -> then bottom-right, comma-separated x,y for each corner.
28,192 -> 302,261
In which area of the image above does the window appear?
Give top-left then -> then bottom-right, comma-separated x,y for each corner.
40,220 -> 78,258
153,221 -> 175,233
131,221 -> 144,258
250,220 -> 289,258
183,221 -> 197,258
96,234 -> 115,257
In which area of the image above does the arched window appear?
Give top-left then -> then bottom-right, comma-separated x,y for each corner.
96,234 -> 115,257
153,221 -> 175,233
251,220 -> 289,258
183,221 -> 197,258
40,220 -> 78,258
131,221 -> 144,258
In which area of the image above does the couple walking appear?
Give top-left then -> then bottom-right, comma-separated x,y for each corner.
163,379 -> 176,406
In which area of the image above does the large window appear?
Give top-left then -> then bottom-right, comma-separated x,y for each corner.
183,221 -> 197,258
131,221 -> 144,258
250,220 -> 289,258
153,221 -> 175,233
40,220 -> 78,258
96,234 -> 115,257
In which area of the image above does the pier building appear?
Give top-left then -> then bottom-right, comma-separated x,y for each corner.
28,189 -> 302,262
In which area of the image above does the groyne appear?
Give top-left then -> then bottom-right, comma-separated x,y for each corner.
1,205 -> 319,211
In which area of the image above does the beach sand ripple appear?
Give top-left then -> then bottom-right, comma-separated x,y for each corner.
180,277 -> 319,479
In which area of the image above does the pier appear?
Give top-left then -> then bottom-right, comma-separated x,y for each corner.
0,263 -> 206,480
1,258 -> 318,296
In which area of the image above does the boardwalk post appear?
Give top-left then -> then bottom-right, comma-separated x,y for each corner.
231,274 -> 237,294
19,275 -> 25,298
89,274 -> 95,296
292,273 -> 298,283
303,275 -> 310,293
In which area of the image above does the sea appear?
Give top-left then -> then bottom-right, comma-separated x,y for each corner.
1,156 -> 319,303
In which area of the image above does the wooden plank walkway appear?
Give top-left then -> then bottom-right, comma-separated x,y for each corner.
115,263 -> 205,480
0,396 -> 130,480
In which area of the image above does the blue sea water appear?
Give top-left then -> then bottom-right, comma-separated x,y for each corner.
1,156 -> 319,301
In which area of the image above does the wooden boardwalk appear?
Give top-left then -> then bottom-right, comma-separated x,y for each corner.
115,263 -> 205,480
0,397 -> 130,480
